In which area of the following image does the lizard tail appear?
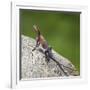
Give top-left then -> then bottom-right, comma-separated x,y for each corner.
49,55 -> 69,76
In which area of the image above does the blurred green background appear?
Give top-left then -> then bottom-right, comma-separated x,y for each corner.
20,9 -> 80,72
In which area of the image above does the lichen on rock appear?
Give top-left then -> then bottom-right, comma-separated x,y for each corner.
21,35 -> 79,79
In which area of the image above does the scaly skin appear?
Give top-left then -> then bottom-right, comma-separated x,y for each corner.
32,25 -> 69,76
32,25 -> 49,50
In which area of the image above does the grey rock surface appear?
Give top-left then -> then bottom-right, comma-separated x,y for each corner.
21,35 -> 79,79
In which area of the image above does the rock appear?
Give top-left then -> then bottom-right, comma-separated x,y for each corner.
21,35 -> 79,79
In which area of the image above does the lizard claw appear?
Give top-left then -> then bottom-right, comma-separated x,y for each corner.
32,48 -> 36,51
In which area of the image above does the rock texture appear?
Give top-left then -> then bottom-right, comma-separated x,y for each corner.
21,35 -> 79,79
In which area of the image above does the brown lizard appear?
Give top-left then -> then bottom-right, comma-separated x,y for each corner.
32,25 -> 70,76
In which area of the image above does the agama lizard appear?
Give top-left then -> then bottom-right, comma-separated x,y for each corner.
32,25 -> 69,76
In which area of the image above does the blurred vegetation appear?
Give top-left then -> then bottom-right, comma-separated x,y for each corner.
20,9 -> 80,72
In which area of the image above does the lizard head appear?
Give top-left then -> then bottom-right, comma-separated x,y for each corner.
33,24 -> 40,35
33,25 -> 38,32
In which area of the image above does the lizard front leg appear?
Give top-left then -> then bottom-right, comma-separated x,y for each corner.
32,40 -> 40,51
45,50 -> 50,63
32,44 -> 40,51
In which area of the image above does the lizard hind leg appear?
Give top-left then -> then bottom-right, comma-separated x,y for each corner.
45,51 -> 50,64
